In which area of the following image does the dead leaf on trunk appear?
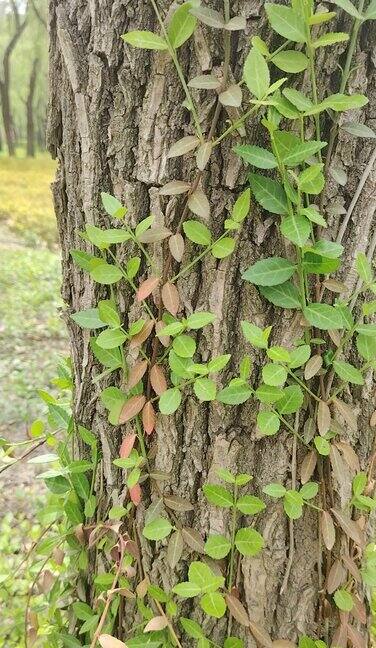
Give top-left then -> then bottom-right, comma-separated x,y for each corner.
327,559 -> 346,594
167,530 -> 184,569
119,395 -> 146,424
99,636 -> 126,648
300,450 -> 317,484
331,509 -> 365,548
127,360 -> 148,390
137,276 -> 160,301
129,320 -> 154,349
181,527 -> 205,553
161,282 -> 180,316
225,593 -> 249,626
119,433 -> 137,459
142,401 -> 156,435
169,233 -> 185,262
143,616 -> 168,632
317,400 -> 331,436
150,364 -> 168,396
249,620 -> 273,648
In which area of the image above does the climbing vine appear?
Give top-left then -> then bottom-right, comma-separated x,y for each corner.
1,0 -> 376,647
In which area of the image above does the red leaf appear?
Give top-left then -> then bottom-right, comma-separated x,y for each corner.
119,433 -> 137,459
129,320 -> 154,349
127,360 -> 148,390
119,395 -> 146,424
129,483 -> 142,506
150,365 -> 168,396
137,276 -> 160,301
155,320 -> 170,347
161,282 -> 180,316
142,401 -> 156,435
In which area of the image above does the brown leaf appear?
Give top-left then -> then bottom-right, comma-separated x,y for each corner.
109,587 -> 136,599
120,433 -> 137,459
168,233 -> 185,262
303,417 -> 316,443
347,624 -> 366,648
330,444 -> 347,487
272,642 -> 297,648
138,227 -> 171,244
161,282 -> 180,316
129,484 -> 142,506
249,620 -> 273,648
351,594 -> 367,624
321,511 -> 336,550
159,180 -> 191,196
181,527 -> 205,553
225,15 -> 247,30
331,509 -> 365,548
304,354 -> 323,380
332,624 -> 348,648
127,360 -> 148,390
136,577 -> 149,598
219,84 -> 242,107
167,531 -> 184,569
52,547 -> 65,565
143,616 -> 168,632
119,395 -> 146,424
323,279 -> 348,293
129,320 -> 154,349
196,141 -> 213,170
155,320 -> 170,347
150,365 -> 168,396
164,494 -> 194,512
300,450 -> 317,484
142,401 -> 155,436
187,187 -> 210,219
333,398 -> 357,432
327,559 -> 346,594
317,400 -> 331,436
149,470 -> 171,482
370,410 -> 376,427
335,442 -> 360,472
342,555 -> 361,583
328,329 -> 341,347
188,74 -> 221,89
167,135 -> 200,158
225,593 -> 249,626
99,636 -> 126,648
137,276 -> 160,301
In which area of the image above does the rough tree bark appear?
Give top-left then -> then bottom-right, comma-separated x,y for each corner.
26,58 -> 39,157
0,0 -> 28,156
47,1 -> 375,644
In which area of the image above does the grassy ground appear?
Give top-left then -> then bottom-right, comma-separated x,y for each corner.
0,154 -> 58,247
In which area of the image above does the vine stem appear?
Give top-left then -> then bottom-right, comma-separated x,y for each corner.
227,482 -> 238,591
280,413 -> 298,594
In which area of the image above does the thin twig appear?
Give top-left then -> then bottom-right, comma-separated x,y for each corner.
280,413 -> 298,594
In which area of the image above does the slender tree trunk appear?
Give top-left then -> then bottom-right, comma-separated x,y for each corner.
47,1 -> 375,644
26,58 -> 39,157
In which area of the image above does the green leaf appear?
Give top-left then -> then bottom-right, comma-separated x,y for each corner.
283,88 -> 313,111
249,173 -> 288,214
168,2 -> 197,48
122,30 -> 168,50
232,189 -> 251,222
356,252 -> 374,283
271,50 -> 309,73
173,582 -> 202,598
173,334 -> 196,358
90,262 -> 122,285
211,237 -> 235,259
233,145 -> 278,169
298,164 -> 325,194
71,249 -> 95,271
300,206 -> 327,227
303,304 -> 343,330
262,363 -> 287,386
189,561 -> 224,592
90,338 -> 122,369
300,482 -> 319,500
288,345 -> 311,368
200,592 -> 227,618
101,192 -> 125,217
235,528 -> 264,556
204,534 -> 231,559
314,436 -> 331,456
262,483 -> 286,498
255,384 -> 284,403
194,378 -> 217,401
186,311 -> 215,329
243,48 -> 270,99
265,4 -> 306,42
284,490 -> 304,519
331,0 -> 363,17
352,472 -> 367,496
280,214 -> 311,247
158,321 -> 185,337
333,589 -> 354,611
183,220 -> 211,245
267,346 -> 291,363
356,324 -> 376,337
356,333 -> 376,361
71,308 -> 106,329
243,257 -> 296,286
208,354 -> 231,372
259,282 -> 301,309
143,516 -> 173,541
322,93 -> 368,112
236,494 -> 266,514
333,360 -> 364,385
276,385 -> 303,414
159,388 -> 182,415
309,239 -> 343,258
313,32 -> 349,48
96,328 -> 127,349
241,321 -> 271,349
73,601 -> 94,621
280,140 -> 327,167
342,122 -> 376,138
303,252 -> 340,275
365,0 -> 376,18
180,618 -> 205,639
98,300 -> 120,328
203,484 -> 234,507
217,381 -> 252,405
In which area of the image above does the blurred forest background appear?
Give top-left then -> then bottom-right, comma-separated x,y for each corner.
0,3 -> 66,640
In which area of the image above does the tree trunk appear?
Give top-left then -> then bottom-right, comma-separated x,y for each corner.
26,58 -> 39,157
47,1 -> 375,644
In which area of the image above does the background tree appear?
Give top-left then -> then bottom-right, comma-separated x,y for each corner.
47,0 -> 375,643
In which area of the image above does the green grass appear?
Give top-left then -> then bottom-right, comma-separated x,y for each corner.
0,154 -> 57,247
